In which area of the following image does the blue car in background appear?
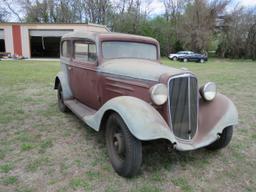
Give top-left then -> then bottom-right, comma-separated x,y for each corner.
177,51 -> 208,63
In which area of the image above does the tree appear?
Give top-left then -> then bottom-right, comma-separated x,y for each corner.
180,0 -> 230,52
216,6 -> 256,59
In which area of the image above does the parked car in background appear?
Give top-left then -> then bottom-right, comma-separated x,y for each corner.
54,31 -> 238,177
168,51 -> 194,60
178,52 -> 208,63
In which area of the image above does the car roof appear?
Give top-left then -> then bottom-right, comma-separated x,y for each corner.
62,31 -> 158,44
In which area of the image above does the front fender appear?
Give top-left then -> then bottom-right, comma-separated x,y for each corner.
173,93 -> 238,151
84,96 -> 174,141
54,71 -> 73,100
191,93 -> 238,146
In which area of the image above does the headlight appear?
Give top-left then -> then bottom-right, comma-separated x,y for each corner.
150,83 -> 168,105
200,82 -> 217,101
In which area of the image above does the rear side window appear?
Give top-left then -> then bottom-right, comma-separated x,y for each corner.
74,41 -> 97,63
61,40 -> 71,58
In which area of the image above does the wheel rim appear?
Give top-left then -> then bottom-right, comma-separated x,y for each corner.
113,133 -> 125,157
173,57 -> 177,61
184,59 -> 187,62
200,59 -> 204,63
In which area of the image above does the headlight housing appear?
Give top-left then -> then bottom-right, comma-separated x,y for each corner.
200,82 -> 217,101
150,83 -> 168,105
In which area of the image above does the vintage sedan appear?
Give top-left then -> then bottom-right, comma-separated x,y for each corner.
54,31 -> 238,177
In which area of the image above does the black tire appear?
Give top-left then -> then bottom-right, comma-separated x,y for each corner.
105,113 -> 142,177
57,83 -> 69,113
206,126 -> 233,150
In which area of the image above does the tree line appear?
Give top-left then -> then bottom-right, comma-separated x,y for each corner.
1,0 -> 256,60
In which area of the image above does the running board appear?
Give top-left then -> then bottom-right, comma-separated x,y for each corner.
64,99 -> 96,120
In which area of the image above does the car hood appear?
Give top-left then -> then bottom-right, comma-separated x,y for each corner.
98,59 -> 185,81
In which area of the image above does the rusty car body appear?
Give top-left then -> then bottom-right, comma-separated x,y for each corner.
54,31 -> 238,177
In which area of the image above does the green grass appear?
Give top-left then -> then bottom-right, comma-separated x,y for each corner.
1,176 -> 18,185
0,163 -> 14,173
0,59 -> 255,192
171,177 -> 193,192
69,177 -> 91,191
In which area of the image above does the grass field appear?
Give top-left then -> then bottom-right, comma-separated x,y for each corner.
0,58 -> 255,192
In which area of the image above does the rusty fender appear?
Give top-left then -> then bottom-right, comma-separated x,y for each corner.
198,93 -> 238,137
83,96 -> 175,141
54,71 -> 73,100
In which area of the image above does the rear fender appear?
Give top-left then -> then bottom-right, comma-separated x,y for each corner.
84,96 -> 174,141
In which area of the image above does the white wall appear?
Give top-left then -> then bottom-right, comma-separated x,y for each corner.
2,26 -> 14,54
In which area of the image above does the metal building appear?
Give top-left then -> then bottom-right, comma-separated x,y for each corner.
0,23 -> 109,58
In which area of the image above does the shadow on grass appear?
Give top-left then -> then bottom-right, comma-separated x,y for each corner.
65,111 -> 220,177
141,140 -> 219,173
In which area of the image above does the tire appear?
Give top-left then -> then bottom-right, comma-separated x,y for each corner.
57,83 -> 69,113
173,56 -> 178,61
105,113 -> 142,177
206,126 -> 233,150
200,58 -> 205,63
183,58 -> 188,62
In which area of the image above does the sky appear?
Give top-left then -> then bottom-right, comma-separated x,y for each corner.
148,0 -> 256,15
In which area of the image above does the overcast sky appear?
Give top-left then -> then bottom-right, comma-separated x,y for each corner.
148,0 -> 256,15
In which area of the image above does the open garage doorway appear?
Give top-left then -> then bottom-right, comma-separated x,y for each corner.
30,36 -> 61,58
29,29 -> 73,58
0,30 -> 5,52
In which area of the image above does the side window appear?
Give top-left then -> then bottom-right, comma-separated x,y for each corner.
61,40 -> 71,58
74,41 -> 97,63
74,41 -> 88,61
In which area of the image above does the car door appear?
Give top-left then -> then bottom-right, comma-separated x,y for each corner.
69,39 -> 100,109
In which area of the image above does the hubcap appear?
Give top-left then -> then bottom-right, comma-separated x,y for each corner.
113,133 -> 125,155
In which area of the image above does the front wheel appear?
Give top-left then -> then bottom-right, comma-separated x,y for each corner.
206,126 -> 233,150
183,58 -> 188,62
173,56 -> 178,61
105,113 -> 142,177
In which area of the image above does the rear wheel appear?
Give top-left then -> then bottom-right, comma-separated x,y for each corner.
206,126 -> 233,150
183,58 -> 188,62
105,113 -> 142,177
173,56 -> 178,61
57,84 -> 69,113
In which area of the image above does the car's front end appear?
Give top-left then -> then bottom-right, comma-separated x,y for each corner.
150,72 -> 238,151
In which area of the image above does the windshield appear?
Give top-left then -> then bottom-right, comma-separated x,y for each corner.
102,41 -> 157,60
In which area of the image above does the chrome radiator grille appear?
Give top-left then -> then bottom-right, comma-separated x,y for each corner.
168,75 -> 198,140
